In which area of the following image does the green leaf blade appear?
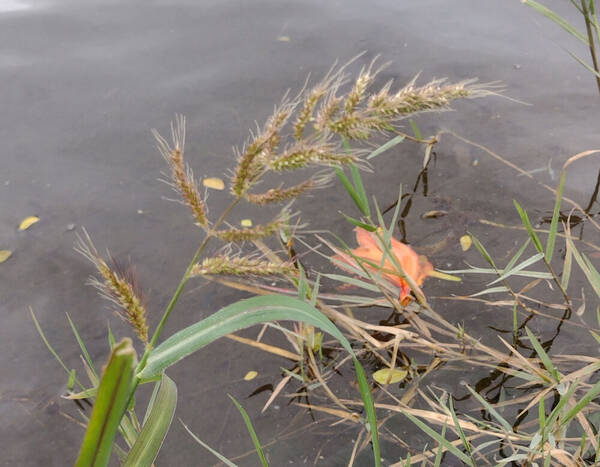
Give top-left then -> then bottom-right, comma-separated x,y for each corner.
75,338 -> 137,467
123,374 -> 177,467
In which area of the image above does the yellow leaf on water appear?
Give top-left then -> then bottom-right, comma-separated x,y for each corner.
460,234 -> 472,252
372,368 -> 407,385
277,35 -> 290,42
422,210 -> 447,219
244,370 -> 258,381
203,177 -> 225,190
240,219 -> 253,227
0,250 -> 12,263
18,216 -> 39,231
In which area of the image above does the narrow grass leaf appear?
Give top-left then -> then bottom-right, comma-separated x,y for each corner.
30,308 -> 84,390
505,239 -> 531,273
569,49 -> 600,78
107,323 -> 115,350
561,379 -> 600,427
388,184 -> 403,240
488,253 -> 544,285
448,398 -> 473,458
513,201 -> 544,253
469,234 -> 498,269
336,168 -> 367,216
66,313 -> 98,381
464,385 -> 513,433
143,380 -> 161,426
354,358 -> 381,467
434,424 -> 447,467
468,286 -> 510,298
366,134 -> 405,160
546,171 -> 566,262
123,374 -> 177,467
180,419 -> 237,467
323,273 -> 381,293
75,338 -> 137,467
568,237 -> 600,298
401,411 -> 474,466
350,163 -> 370,217
410,119 -> 423,140
229,395 -> 268,467
545,382 -> 579,428
340,212 -> 377,232
523,0 -> 590,44
525,327 -> 560,382
562,232 -> 573,289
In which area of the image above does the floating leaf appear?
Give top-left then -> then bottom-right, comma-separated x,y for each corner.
422,210 -> 447,219
243,370 -> 258,381
277,35 -> 290,42
460,235 -> 472,252
18,216 -> 39,231
240,219 -> 253,227
0,250 -> 12,263
373,368 -> 407,385
203,178 -> 225,190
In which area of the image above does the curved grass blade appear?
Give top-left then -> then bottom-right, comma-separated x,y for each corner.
546,171 -> 566,262
513,201 -> 544,253
401,410 -> 474,466
229,395 -> 268,467
137,294 -> 381,467
66,312 -> 98,381
123,374 -> 177,467
140,295 -> 354,379
180,419 -> 237,466
523,0 -> 590,44
488,253 -> 545,286
366,134 -> 405,160
75,338 -> 137,467
525,327 -> 561,382
350,163 -> 370,217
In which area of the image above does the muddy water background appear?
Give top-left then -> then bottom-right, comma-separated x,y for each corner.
2,0 -> 600,465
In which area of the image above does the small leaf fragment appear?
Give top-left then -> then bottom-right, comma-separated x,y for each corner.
244,370 -> 258,381
373,368 -> 407,385
422,210 -> 447,219
0,250 -> 12,263
18,216 -> 39,231
460,235 -> 472,252
203,178 -> 225,190
240,219 -> 253,227
277,35 -> 290,42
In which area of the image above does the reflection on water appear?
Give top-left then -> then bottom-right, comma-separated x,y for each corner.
0,0 -> 30,13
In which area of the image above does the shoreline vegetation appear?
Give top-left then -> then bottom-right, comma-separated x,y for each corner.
32,57 -> 600,466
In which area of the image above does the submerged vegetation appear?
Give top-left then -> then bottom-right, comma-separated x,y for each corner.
32,56 -> 600,466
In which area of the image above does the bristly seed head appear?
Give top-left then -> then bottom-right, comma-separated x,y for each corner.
214,212 -> 291,243
191,254 -> 297,277
75,229 -> 149,344
154,115 -> 208,227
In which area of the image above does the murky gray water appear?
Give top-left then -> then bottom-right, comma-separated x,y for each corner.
2,0 -> 599,465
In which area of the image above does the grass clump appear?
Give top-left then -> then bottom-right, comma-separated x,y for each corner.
30,56 -> 493,466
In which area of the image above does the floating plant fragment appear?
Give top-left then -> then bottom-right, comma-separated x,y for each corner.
460,234 -> 472,251
240,219 -> 253,227
203,177 -> 225,190
333,227 -> 433,304
244,371 -> 258,381
18,216 -> 39,231
373,368 -> 407,385
0,250 -> 12,263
